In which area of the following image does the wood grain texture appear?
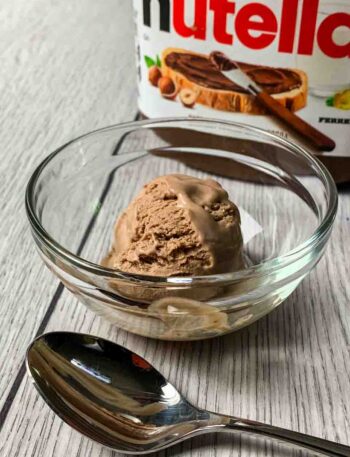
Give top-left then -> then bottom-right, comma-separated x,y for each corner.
0,0 -> 137,413
1,142 -> 350,457
1,1 -> 350,457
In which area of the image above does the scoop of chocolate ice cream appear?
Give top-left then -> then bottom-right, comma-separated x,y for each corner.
104,174 -> 243,276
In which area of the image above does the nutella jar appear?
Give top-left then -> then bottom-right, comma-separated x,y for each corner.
133,0 -> 350,182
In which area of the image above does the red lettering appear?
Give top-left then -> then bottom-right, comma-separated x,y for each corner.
209,0 -> 235,45
173,0 -> 207,39
235,3 -> 277,50
298,0 -> 319,55
169,0 -> 348,59
317,13 -> 350,58
278,0 -> 298,53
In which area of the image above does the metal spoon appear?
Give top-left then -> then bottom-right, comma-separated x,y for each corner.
26,332 -> 349,456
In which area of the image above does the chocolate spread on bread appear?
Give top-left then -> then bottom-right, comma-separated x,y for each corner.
165,52 -> 302,95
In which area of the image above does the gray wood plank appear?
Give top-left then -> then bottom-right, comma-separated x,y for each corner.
0,0 -> 137,412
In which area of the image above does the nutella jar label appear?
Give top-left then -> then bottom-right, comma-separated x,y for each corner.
133,0 -> 350,180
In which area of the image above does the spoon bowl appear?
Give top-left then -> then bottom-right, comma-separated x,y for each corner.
27,332 -> 350,456
26,332 -> 217,453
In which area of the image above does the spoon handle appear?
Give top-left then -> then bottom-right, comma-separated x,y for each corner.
223,417 -> 350,457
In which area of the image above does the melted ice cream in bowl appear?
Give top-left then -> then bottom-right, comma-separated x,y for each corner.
26,118 -> 337,340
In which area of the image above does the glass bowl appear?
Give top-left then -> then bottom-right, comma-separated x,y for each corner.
26,118 -> 337,340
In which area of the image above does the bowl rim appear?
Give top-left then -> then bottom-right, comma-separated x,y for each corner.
25,116 -> 338,286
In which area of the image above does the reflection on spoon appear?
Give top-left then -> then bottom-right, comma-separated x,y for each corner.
27,332 -> 349,455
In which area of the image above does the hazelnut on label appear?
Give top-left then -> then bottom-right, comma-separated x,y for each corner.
148,66 -> 162,87
158,76 -> 177,99
179,89 -> 198,108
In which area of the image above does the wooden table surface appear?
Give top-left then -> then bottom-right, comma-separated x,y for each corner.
0,1 -> 350,456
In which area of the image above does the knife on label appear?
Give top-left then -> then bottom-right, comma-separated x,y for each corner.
210,51 -> 335,152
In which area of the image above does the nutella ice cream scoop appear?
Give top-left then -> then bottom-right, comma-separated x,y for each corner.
104,174 -> 243,276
